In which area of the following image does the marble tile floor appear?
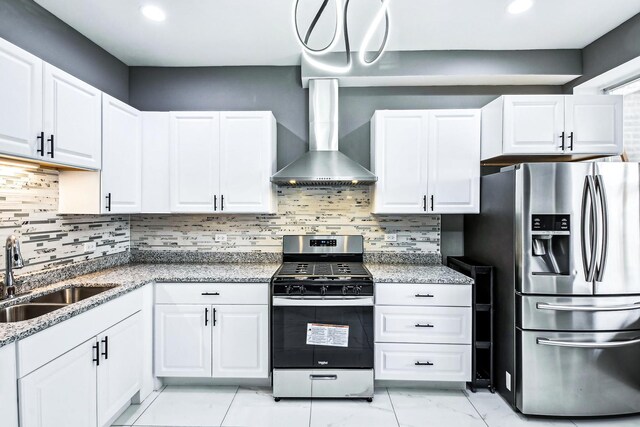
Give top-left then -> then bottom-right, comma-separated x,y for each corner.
112,386 -> 640,427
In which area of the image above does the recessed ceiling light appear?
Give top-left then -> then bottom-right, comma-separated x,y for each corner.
507,0 -> 533,14
141,5 -> 166,22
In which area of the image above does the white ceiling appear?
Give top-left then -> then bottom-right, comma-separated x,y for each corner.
35,0 -> 640,67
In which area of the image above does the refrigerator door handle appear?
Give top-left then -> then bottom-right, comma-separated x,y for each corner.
537,302 -> 640,312
537,337 -> 640,349
594,175 -> 609,282
581,176 -> 598,282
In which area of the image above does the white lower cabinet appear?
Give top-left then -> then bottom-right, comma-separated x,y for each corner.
154,283 -> 269,379
0,343 -> 18,427
154,304 -> 212,377
374,283 -> 472,383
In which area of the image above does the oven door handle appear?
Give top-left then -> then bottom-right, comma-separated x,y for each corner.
537,337 -> 640,348
272,296 -> 374,306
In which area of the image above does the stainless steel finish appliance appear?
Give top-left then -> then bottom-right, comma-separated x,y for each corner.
270,79 -> 377,185
465,163 -> 640,417
3,235 -> 24,299
271,235 -> 374,401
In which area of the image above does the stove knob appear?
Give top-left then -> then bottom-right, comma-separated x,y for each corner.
355,285 -> 362,295
342,286 -> 348,296
320,285 -> 327,296
299,285 -> 306,295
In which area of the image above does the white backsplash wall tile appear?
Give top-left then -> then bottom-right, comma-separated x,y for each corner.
132,187 -> 440,254
0,165 -> 129,275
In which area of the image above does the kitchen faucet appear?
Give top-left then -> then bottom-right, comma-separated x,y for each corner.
3,235 -> 24,299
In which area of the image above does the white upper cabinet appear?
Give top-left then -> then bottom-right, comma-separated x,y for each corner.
427,110 -> 480,214
481,95 -> 623,161
565,95 -> 623,155
371,109 -> 480,215
43,64 -> 102,169
219,112 -> 277,213
142,112 -> 171,213
170,112 -> 220,212
0,38 -> 42,159
502,95 -> 565,155
371,110 -> 429,214
102,94 -> 142,213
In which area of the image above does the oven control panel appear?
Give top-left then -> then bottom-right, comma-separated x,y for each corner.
310,239 -> 337,247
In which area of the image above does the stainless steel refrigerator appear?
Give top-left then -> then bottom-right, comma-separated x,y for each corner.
465,162 -> 640,417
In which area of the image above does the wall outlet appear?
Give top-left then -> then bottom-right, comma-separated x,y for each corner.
83,241 -> 97,252
215,234 -> 228,242
384,233 -> 397,242
506,371 -> 512,391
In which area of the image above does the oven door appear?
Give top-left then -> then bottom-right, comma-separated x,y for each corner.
272,296 -> 374,369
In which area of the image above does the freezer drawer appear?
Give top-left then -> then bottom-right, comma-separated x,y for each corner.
517,330 -> 640,416
518,295 -> 640,331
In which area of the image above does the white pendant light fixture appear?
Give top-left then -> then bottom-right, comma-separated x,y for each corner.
294,0 -> 391,73
507,0 -> 534,15
140,4 -> 166,22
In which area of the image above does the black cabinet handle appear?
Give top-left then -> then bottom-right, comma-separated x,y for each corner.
213,307 -> 217,326
423,195 -> 427,212
415,293 -> 434,298
559,131 -> 565,150
415,323 -> 434,328
92,341 -> 100,366
568,131 -> 574,151
201,292 -> 220,296
101,336 -> 109,360
47,134 -> 54,158
214,195 -> 217,211
205,307 -> 209,326
105,193 -> 112,211
430,195 -> 434,211
36,132 -> 45,156
415,361 -> 434,366
221,195 -> 224,211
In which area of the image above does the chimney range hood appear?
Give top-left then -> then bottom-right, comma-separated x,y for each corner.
271,79 -> 377,186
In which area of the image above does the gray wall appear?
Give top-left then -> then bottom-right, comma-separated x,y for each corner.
565,12 -> 640,92
0,0 -> 129,101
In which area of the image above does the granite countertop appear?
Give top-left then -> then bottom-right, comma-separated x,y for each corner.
0,263 -> 280,348
366,264 -> 474,285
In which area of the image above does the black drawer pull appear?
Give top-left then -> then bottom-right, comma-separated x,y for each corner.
201,292 -> 220,296
47,134 -> 54,158
205,307 -> 209,326
92,341 -> 100,366
105,193 -> 112,211
213,307 -> 217,326
415,323 -> 434,328
415,294 -> 434,298
415,361 -> 434,366
36,132 -> 45,155
101,336 -> 109,360
559,131 -> 565,150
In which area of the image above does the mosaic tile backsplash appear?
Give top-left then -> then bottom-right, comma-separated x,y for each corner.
0,165 -> 130,275
131,186 -> 441,255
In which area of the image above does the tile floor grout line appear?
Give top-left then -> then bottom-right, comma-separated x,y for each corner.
386,387 -> 402,427
219,385 -> 240,427
308,396 -> 313,427
127,384 -> 167,427
462,389 -> 490,427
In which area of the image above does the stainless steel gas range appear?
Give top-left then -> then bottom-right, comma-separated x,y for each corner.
271,235 -> 374,401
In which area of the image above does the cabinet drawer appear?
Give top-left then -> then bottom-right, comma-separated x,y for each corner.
375,306 -> 471,344
375,343 -> 471,382
155,283 -> 268,305
375,283 -> 471,307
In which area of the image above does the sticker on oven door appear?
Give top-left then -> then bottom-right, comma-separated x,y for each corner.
306,323 -> 349,347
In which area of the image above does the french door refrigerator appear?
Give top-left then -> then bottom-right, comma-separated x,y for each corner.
465,162 -> 640,417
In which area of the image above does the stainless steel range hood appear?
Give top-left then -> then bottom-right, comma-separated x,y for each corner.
271,79 -> 377,186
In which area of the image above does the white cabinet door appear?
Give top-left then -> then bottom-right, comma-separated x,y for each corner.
97,313 -> 143,427
0,343 -> 18,427
427,110 -> 480,214
142,112 -> 170,213
43,64 -> 102,169
503,95 -> 565,155
170,112 -> 219,212
0,39 -> 42,159
154,305 -> 212,377
219,112 -> 276,213
565,95 -> 623,155
371,111 -> 429,213
19,339 -> 98,427
212,305 -> 269,378
102,94 -> 142,213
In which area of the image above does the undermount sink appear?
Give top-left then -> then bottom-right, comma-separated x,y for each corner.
0,286 -> 117,323
0,303 -> 67,323
29,286 -> 117,304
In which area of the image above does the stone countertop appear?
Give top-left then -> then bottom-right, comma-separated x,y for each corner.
366,264 -> 474,285
0,263 -> 280,349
